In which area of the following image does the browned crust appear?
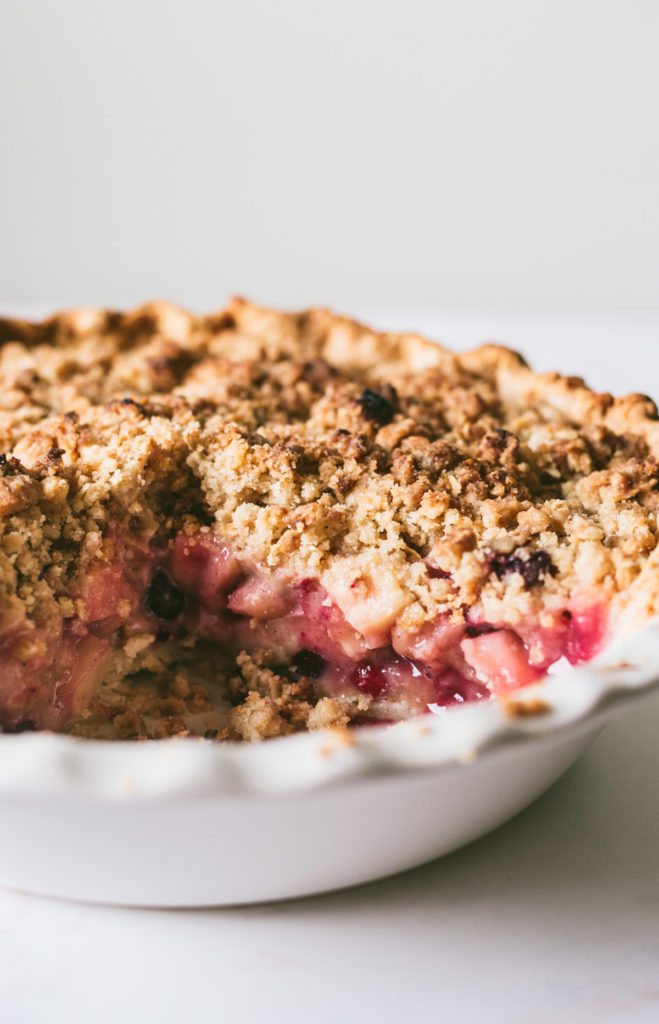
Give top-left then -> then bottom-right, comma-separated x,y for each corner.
2,296 -> 657,446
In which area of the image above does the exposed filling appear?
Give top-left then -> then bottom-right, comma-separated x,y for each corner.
0,529 -> 608,739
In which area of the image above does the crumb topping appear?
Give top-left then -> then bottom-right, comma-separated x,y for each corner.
0,298 -> 658,632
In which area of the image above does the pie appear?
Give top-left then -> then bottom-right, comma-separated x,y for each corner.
0,299 -> 657,741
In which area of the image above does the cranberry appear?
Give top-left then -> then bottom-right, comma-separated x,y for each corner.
358,385 -> 398,425
430,671 -> 490,710
353,661 -> 387,697
426,563 -> 451,580
289,650 -> 325,680
489,548 -> 556,587
144,569 -> 186,621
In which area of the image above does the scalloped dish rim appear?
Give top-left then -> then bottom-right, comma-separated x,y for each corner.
0,620 -> 657,801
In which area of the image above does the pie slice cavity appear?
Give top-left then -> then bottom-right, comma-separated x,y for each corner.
0,299 -> 657,741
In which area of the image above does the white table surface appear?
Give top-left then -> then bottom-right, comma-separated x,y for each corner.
0,310 -> 658,1024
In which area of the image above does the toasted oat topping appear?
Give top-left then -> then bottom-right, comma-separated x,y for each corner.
0,297 -> 657,651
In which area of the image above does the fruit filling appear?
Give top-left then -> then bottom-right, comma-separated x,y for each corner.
0,529 -> 608,738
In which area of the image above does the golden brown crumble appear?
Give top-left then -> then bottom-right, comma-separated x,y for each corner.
1,298 -> 658,738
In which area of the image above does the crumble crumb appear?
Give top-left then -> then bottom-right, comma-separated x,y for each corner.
307,697 -> 350,731
113,709 -> 147,740
228,692 -> 292,742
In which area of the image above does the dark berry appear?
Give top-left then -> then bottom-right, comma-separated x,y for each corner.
289,649 -> 325,680
359,385 -> 398,426
4,719 -> 36,733
464,623 -> 496,638
426,563 -> 451,580
489,549 -> 556,588
144,569 -> 186,621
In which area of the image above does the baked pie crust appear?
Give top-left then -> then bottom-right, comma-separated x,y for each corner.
0,299 -> 657,740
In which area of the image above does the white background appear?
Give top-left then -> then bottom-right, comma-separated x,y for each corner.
0,1 -> 658,312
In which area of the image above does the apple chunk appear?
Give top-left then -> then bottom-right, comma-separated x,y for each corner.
461,629 -> 542,696
322,558 -> 410,647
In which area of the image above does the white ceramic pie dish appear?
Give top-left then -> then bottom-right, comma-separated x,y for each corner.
0,621 -> 657,907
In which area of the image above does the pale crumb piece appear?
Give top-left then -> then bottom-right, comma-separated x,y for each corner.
307,697 -> 350,731
228,692 -> 292,742
502,697 -> 552,719
123,633 -> 156,659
